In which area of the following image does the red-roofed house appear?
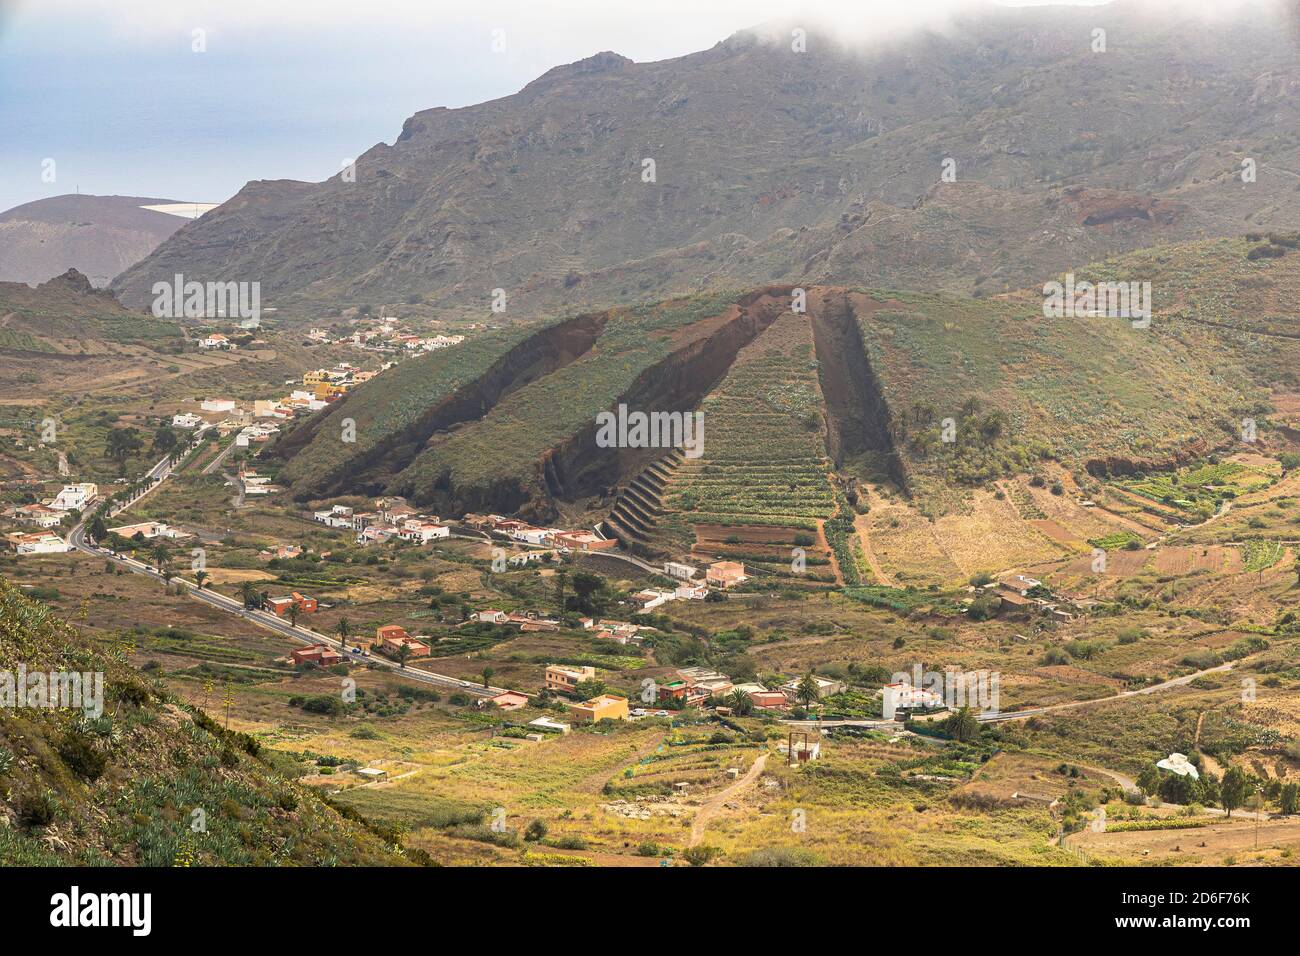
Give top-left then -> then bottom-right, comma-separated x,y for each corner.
291,645 -> 343,667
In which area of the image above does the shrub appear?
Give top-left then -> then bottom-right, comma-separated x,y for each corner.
738,847 -> 822,867
58,733 -> 107,781
524,819 -> 548,842
17,788 -> 60,828
684,845 -> 721,866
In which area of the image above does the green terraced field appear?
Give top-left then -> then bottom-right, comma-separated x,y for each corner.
662,313 -> 835,528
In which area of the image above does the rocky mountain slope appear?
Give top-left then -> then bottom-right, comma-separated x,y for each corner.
115,2 -> 1300,322
0,195 -> 197,288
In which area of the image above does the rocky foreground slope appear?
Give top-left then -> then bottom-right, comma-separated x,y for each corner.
0,581 -> 409,866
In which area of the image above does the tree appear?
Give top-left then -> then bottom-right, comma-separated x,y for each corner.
1280,782 -> 1299,815
105,427 -> 143,474
151,425 -> 178,455
87,514 -> 108,543
553,568 -> 568,611
149,540 -> 169,569
194,569 -> 208,589
1158,771 -> 1197,806
481,666 -> 495,688
724,689 -> 754,716
524,819 -> 547,842
1135,765 -> 1161,796
573,678 -> 607,700
337,616 -> 351,651
240,580 -> 260,609
287,603 -> 300,629
396,643 -> 412,670
1221,767 -> 1250,818
569,571 -> 609,616
942,706 -> 981,743
795,673 -> 821,709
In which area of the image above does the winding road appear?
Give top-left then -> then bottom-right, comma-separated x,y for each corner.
67,444 -> 513,698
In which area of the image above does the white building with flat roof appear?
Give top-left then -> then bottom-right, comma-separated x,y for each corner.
50,483 -> 97,511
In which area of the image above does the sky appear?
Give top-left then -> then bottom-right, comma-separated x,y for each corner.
0,0 -> 1250,213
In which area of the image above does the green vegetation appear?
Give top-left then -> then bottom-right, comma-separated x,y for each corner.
0,579 -> 408,866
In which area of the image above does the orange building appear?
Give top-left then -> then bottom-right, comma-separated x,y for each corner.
566,694 -> 629,723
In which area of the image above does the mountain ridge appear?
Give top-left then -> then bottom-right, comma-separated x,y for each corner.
115,3 -> 1300,322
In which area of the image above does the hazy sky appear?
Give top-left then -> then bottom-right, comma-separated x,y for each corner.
0,0 -> 1230,213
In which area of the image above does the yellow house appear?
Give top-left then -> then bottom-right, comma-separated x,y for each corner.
567,694 -> 629,723
303,369 -> 328,387
314,381 -> 347,401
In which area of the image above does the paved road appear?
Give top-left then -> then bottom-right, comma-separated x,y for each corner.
782,662 -> 1239,732
201,436 -> 238,475
68,445 -> 513,698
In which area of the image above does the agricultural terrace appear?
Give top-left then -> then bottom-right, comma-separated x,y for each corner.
847,270 -> 1284,511
395,292 -> 747,495
657,312 -> 839,582
1111,458 -> 1278,521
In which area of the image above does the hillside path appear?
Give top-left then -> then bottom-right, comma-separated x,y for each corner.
689,752 -> 768,848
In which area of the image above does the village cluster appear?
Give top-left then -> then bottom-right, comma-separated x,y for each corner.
3,482 -> 98,554
302,316 -> 465,354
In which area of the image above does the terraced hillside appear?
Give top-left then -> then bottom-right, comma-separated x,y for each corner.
278,238 -> 1300,551
850,238 -> 1300,510
648,311 -> 843,584
278,289 -> 794,519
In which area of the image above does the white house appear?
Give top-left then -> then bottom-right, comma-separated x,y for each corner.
199,333 -> 230,349
200,399 -> 236,413
527,716 -> 571,735
398,522 -> 449,544
664,561 -> 698,581
172,413 -> 204,429
632,589 -> 675,611
15,504 -> 63,528
108,521 -> 188,540
882,681 -> 947,721
313,505 -> 355,528
9,532 -> 71,555
473,610 -> 509,624
50,483 -> 97,512
781,675 -> 845,703
509,526 -> 554,546
1156,752 -> 1200,779
674,584 -> 709,600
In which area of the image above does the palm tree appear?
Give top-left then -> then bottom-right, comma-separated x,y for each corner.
481,666 -> 495,688
942,707 -> 981,743
337,616 -> 351,651
795,673 -> 821,709
150,541 -> 169,569
396,643 -> 412,670
239,580 -> 260,609
287,603 -> 301,629
725,689 -> 754,716
194,569 -> 209,590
